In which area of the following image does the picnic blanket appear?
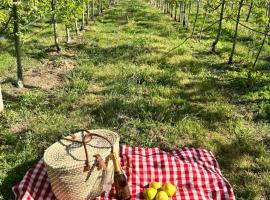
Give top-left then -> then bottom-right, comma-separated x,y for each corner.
12,145 -> 235,200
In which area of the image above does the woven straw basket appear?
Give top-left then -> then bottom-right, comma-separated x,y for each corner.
43,129 -> 120,200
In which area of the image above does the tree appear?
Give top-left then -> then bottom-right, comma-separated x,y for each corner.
75,18 -> 80,35
86,0 -> 90,25
100,0 -> 103,13
182,2 -> 187,27
248,15 -> 270,88
174,2 -> 177,21
92,0 -> 95,18
65,25 -> 71,43
62,0 -> 76,42
178,2 -> 182,22
0,85 -> 3,112
199,0 -> 210,41
97,0 -> 101,15
186,0 -> 191,29
266,0 -> 270,17
52,0 -> 61,52
191,0 -> 200,36
13,0 -> 24,88
212,0 -> 225,52
228,0 -> 244,64
246,0 -> 253,22
81,0 -> 85,30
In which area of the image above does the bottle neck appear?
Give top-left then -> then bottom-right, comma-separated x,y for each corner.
112,153 -> 122,173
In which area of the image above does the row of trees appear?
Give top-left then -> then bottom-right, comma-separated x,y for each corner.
149,0 -> 270,87
0,0 -> 118,89
0,0 -> 118,112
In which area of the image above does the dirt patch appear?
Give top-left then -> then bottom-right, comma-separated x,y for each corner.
46,50 -> 76,59
3,50 -> 76,94
24,58 -> 75,91
9,122 -> 28,134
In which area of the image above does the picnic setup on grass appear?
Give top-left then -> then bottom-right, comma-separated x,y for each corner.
1,0 -> 270,198
12,129 -> 235,200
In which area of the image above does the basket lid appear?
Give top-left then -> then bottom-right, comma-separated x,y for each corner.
43,129 -> 119,170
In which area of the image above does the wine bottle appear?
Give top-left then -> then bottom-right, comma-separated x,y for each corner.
112,153 -> 131,200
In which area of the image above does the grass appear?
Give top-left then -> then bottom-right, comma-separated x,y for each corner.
0,0 -> 270,199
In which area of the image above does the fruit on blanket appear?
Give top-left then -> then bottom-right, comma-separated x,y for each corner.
155,191 -> 169,200
161,183 -> 176,197
144,188 -> 157,200
149,181 -> 161,190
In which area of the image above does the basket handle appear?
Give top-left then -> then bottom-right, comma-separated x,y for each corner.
63,130 -> 114,172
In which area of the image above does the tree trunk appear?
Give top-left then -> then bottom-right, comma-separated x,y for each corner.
252,24 -> 269,70
179,2 -> 182,22
246,1 -> 253,22
52,0 -> 61,52
228,0 -> 244,64
65,26 -> 70,43
191,0 -> 200,37
248,19 -> 270,88
13,0 -> 24,88
81,2 -> 85,30
174,3 -> 177,21
75,19 -> 80,35
101,0 -> 103,13
266,2 -> 269,17
186,1 -> 191,29
212,0 -> 225,52
97,0 -> 100,15
163,0 -> 166,13
183,3 -> 186,26
0,85 -> 4,112
267,2 -> 270,21
86,0 -> 90,25
92,0 -> 95,18
170,5 -> 173,18
199,0 -> 209,41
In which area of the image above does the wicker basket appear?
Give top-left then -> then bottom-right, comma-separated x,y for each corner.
43,129 -> 120,200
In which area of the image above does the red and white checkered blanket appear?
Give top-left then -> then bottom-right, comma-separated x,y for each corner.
12,145 -> 235,200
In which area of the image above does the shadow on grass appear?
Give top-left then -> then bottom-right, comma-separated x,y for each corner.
73,43 -> 163,66
0,159 -> 37,200
77,72 -> 231,128
215,139 -> 270,199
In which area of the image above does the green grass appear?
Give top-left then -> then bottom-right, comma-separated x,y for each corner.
0,0 -> 270,199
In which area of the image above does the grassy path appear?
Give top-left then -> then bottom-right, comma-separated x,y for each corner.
0,0 -> 269,199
